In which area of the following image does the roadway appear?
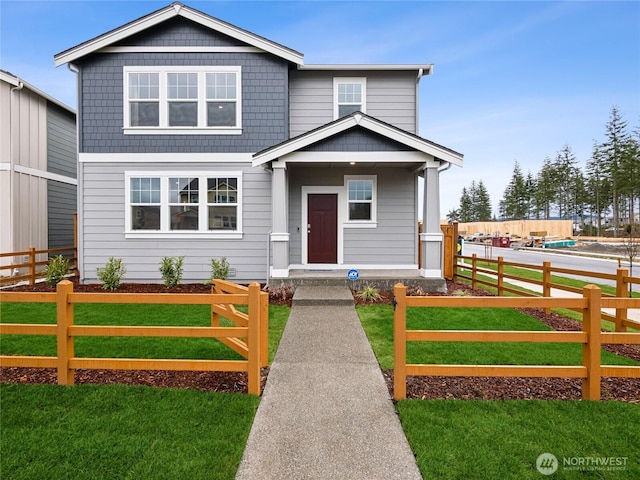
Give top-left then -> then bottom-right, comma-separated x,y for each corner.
461,242 -> 633,289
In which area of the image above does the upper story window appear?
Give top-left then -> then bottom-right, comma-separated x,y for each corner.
126,171 -> 242,238
345,175 -> 377,227
123,66 -> 242,135
334,78 -> 366,119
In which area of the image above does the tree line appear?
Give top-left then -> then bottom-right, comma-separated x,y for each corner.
446,107 -> 639,235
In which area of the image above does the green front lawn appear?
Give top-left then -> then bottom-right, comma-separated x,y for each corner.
0,302 -> 289,363
398,399 -> 640,479
358,304 -> 639,370
1,383 -> 259,480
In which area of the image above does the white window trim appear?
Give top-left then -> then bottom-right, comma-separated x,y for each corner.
344,175 -> 377,228
124,170 -> 243,239
333,77 -> 366,119
123,66 -> 242,135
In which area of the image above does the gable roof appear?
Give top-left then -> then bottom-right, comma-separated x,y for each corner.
1,70 -> 75,114
54,2 -> 304,67
252,112 -> 463,167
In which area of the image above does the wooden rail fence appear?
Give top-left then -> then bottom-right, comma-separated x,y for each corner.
0,279 -> 268,395
0,246 -> 78,285
455,253 -> 640,331
393,283 -> 640,401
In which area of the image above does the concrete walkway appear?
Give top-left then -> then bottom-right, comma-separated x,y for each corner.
236,285 -> 422,480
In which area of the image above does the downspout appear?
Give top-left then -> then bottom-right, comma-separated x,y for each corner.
9,80 -> 24,270
67,63 -> 81,280
415,68 -> 423,134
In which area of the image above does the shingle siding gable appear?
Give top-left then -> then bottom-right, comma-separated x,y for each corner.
113,17 -> 245,47
78,52 -> 289,153
77,15 -> 290,154
301,127 -> 413,152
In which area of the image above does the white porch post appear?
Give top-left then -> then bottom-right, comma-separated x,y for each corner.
270,162 -> 289,278
421,160 -> 443,278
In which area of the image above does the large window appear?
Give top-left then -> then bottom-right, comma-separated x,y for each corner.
345,175 -> 376,226
334,78 -> 366,119
124,66 -> 241,134
126,172 -> 242,238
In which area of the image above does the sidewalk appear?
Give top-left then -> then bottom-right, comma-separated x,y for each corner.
503,278 -> 640,323
236,285 -> 422,480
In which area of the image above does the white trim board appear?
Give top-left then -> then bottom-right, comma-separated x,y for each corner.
79,153 -> 253,163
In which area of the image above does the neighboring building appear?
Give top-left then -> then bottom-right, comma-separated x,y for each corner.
0,70 -> 77,274
54,2 -> 462,284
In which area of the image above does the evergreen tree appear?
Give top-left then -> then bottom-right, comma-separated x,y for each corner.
552,145 -> 580,219
499,161 -> 528,220
475,180 -> 493,221
599,106 -> 631,235
533,157 -> 556,219
459,187 -> 473,223
585,142 -> 610,233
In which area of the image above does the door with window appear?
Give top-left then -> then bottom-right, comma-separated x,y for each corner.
307,194 -> 338,263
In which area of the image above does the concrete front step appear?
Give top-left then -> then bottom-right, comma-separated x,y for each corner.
292,285 -> 354,306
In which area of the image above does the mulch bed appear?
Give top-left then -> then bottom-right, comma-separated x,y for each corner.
2,280 -> 639,401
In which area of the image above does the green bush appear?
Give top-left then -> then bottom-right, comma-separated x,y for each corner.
96,257 -> 126,291
44,255 -> 70,288
210,256 -> 230,280
159,256 -> 184,288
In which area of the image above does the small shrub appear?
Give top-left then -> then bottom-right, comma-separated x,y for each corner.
210,256 -> 230,280
44,255 -> 70,288
356,284 -> 381,303
159,256 -> 184,288
96,257 -> 126,291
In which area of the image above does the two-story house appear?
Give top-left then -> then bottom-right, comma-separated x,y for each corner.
54,2 -> 462,286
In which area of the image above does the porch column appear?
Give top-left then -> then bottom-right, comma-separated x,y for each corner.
270,162 -> 289,278
421,161 -> 443,278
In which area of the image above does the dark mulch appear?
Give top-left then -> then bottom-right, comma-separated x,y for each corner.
2,279 -> 639,401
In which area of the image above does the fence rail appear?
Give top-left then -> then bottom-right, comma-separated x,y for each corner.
455,254 -> 640,331
393,283 -> 640,401
0,279 -> 267,395
0,246 -> 78,285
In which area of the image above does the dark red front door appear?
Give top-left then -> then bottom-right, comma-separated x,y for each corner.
308,194 -> 337,263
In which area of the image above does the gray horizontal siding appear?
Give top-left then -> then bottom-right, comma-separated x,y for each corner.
48,181 -> 76,249
288,166 -> 417,265
290,70 -> 417,137
80,162 -> 271,283
47,104 -> 77,178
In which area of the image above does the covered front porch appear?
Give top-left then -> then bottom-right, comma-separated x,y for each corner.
252,112 -> 463,289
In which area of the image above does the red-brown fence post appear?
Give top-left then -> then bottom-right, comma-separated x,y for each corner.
542,261 -> 551,314
56,280 -> 75,385
497,256 -> 504,296
615,268 -> 628,332
582,285 -> 601,401
247,282 -> 261,395
394,283 -> 407,400
471,254 -> 478,291
29,247 -> 36,285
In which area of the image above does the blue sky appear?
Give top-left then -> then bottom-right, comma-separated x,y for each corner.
1,0 -> 638,217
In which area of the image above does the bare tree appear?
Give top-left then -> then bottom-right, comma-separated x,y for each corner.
622,223 -> 640,296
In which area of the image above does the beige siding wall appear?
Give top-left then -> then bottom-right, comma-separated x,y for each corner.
0,78 -> 49,257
